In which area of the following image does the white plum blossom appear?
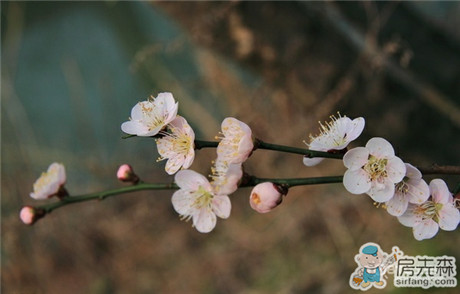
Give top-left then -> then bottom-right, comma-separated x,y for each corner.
121,92 -> 178,137
156,116 -> 195,175
210,157 -> 243,196
249,182 -> 286,213
398,179 -> 460,241
343,137 -> 406,202
385,163 -> 430,216
172,170 -> 231,233
30,162 -> 66,200
216,117 -> 253,164
303,114 -> 365,166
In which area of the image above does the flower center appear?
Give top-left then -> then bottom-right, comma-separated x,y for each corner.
416,200 -> 443,222
140,102 -> 166,131
395,177 -> 410,194
34,169 -> 58,191
363,155 -> 388,181
251,192 -> 261,205
192,186 -> 213,210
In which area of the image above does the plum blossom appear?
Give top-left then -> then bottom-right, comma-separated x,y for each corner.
216,117 -> 253,164
19,206 -> 45,225
30,162 -> 66,200
117,164 -> 139,183
398,179 -> 460,241
385,163 -> 430,216
303,114 -> 365,166
121,92 -> 178,137
156,116 -> 195,175
343,137 -> 406,202
249,182 -> 287,213
210,158 -> 243,196
172,170 -> 231,233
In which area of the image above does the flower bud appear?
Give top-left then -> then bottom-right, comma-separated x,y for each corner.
249,182 -> 287,213
117,164 -> 139,184
19,206 -> 46,225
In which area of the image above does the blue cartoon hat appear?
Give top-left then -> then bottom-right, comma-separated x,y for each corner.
362,245 -> 378,256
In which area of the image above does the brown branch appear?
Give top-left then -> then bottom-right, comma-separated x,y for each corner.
417,164 -> 460,175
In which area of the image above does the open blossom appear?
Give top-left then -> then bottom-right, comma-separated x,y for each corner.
30,162 -> 66,200
343,137 -> 406,202
398,179 -> 460,241
385,163 -> 430,216
210,157 -> 243,196
121,92 -> 178,137
171,170 -> 231,233
156,116 -> 195,175
303,114 -> 365,166
216,117 -> 253,164
249,182 -> 287,213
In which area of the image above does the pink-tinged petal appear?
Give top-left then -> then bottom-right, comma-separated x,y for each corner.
182,151 -> 195,170
155,92 -> 178,123
303,157 -> 324,167
175,170 -> 211,191
343,147 -> 369,170
406,178 -> 430,204
405,163 -> 422,180
386,193 -> 409,216
343,169 -> 371,194
429,179 -> 451,204
193,208 -> 216,233
171,190 -> 195,215
121,121 -> 148,135
168,115 -> 186,129
368,179 -> 395,202
413,219 -> 439,241
346,117 -> 365,141
212,195 -> 231,219
237,134 -> 254,161
386,157 -> 406,183
438,205 -> 460,231
165,156 -> 184,175
397,204 -> 420,227
366,137 -> 394,158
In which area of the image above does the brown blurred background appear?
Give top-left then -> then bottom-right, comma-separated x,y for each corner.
2,1 -> 459,293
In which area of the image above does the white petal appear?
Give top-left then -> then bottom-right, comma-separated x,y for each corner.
193,208 -> 216,233
303,157 -> 324,167
130,102 -> 145,120
386,156 -> 406,183
368,179 -> 395,202
168,115 -> 186,129
413,220 -> 439,241
171,190 -> 194,215
366,137 -> 395,158
438,205 -> 460,231
397,204 -> 419,227
343,147 -> 369,170
429,179 -> 451,204
343,169 -> 371,194
386,193 -> 409,216
165,156 -> 183,175
121,121 -> 148,135
405,163 -> 422,180
182,151 -> 195,170
346,117 -> 365,141
212,195 -> 231,219
175,170 -> 211,191
406,178 -> 430,204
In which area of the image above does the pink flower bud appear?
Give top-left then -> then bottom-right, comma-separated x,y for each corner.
249,182 -> 287,213
117,164 -> 139,183
19,206 -> 45,225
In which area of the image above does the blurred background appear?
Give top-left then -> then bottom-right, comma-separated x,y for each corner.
2,1 -> 460,293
